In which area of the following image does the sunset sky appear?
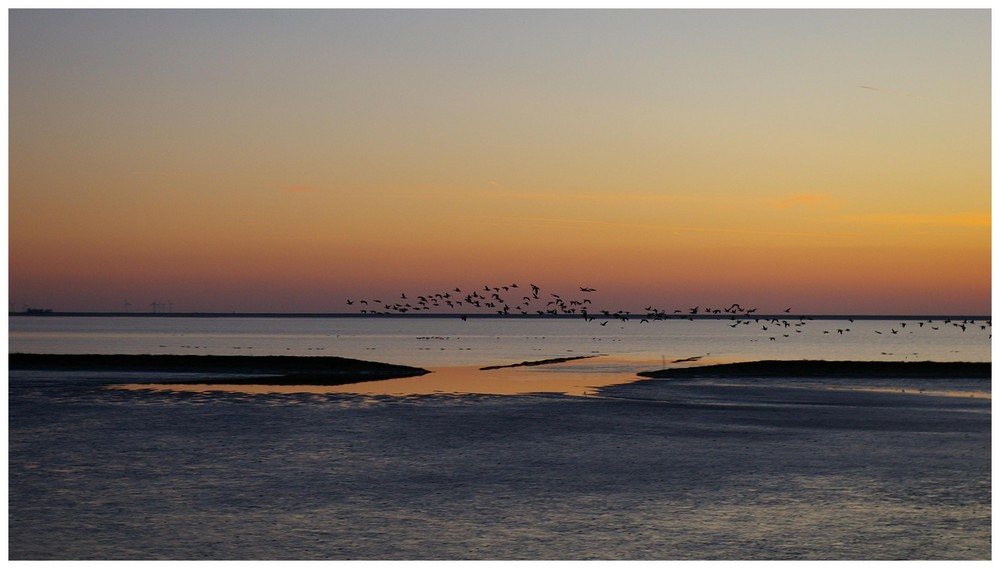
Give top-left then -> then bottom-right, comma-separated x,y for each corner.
8,9 -> 991,315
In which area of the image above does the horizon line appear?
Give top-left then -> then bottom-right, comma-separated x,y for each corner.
7,311 -> 992,320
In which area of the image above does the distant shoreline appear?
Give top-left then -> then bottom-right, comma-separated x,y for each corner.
8,353 -> 430,386
637,360 -> 991,379
8,312 -> 991,321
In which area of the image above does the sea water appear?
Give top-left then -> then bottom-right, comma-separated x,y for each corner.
8,315 -> 992,559
9,314 -> 991,367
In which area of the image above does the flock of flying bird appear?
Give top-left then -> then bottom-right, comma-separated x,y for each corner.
345,282 -> 991,341
348,283 -> 604,320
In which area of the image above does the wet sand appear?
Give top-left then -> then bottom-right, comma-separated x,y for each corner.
479,354 -> 603,370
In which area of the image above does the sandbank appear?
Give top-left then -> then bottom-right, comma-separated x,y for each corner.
8,353 -> 430,385
638,359 -> 990,379
479,354 -> 603,370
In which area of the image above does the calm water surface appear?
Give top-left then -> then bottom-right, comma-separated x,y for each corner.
8,315 -> 991,559
8,315 -> 991,394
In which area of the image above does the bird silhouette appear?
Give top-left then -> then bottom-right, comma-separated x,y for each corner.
344,281 -> 974,355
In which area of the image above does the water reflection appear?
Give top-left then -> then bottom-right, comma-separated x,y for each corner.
111,354 -> 990,400
115,356 -> 687,397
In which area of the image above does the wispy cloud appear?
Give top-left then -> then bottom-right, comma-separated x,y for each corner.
768,193 -> 843,209
495,216 -> 665,231
496,216 -> 861,239
479,188 -> 703,204
844,212 -> 990,228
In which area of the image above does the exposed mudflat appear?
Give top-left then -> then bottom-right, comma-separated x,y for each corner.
8,353 -> 430,385
637,359 -> 990,379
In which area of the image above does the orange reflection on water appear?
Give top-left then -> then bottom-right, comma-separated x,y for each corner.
112,356 -> 989,400
115,357 -> 657,397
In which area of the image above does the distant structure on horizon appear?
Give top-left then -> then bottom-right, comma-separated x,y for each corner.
148,301 -> 174,314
